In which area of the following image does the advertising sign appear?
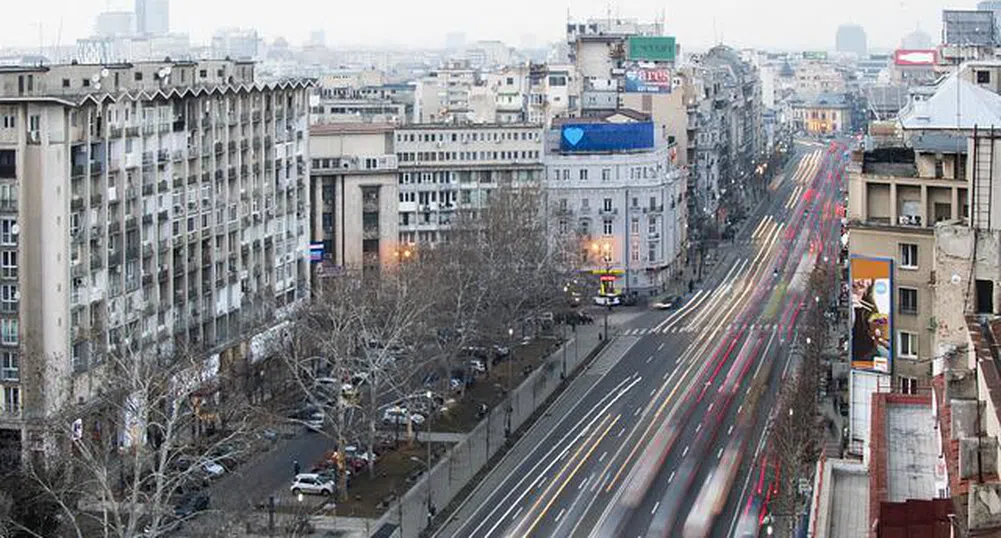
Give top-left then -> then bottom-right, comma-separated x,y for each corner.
849,256 -> 893,373
894,49 -> 936,66
627,36 -> 677,62
560,121 -> 655,153
802,51 -> 828,60
309,242 -> 324,262
624,69 -> 672,93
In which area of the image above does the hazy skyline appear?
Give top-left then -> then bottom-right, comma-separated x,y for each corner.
0,0 -> 982,52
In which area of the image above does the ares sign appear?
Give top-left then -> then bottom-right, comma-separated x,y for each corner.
624,69 -> 672,93
627,36 -> 677,62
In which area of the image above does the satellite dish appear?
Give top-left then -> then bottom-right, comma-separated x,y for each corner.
90,73 -> 101,83
163,66 -> 172,76
157,68 -> 168,79
951,274 -> 962,285
10,224 -> 19,235
100,68 -> 109,78
94,83 -> 101,91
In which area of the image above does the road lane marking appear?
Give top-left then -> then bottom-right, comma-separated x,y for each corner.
646,355 -> 653,364
463,375 -> 640,537
516,414 -> 621,537
681,445 -> 690,458
513,505 -> 524,519
657,343 -> 664,351
668,470 -> 676,484
634,406 -> 642,416
617,428 -> 625,437
728,424 -> 735,436
555,508 -> 566,521
718,447 -> 724,459
651,501 -> 661,515
599,451 -> 607,463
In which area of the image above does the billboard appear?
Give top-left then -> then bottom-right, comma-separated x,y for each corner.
802,51 -> 828,60
894,49 -> 936,66
560,121 -> 655,153
624,69 -> 672,93
627,36 -> 676,62
849,256 -> 893,373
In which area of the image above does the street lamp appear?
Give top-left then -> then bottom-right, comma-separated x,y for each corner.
506,327 -> 514,438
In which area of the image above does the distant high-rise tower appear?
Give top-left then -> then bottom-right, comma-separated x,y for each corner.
445,32 -> 466,51
836,23 -> 868,56
135,0 -> 169,37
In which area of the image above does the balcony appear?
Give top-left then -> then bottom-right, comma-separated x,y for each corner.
598,208 -> 618,216
90,193 -> 103,206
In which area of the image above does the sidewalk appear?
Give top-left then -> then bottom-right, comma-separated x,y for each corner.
346,312 -> 636,538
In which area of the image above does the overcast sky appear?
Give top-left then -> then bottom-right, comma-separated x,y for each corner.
0,0 -> 981,51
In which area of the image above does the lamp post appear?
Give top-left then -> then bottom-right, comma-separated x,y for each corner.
506,327 -> 514,438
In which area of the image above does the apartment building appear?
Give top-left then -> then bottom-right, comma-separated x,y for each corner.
846,70 -> 1001,393
310,83 -> 414,125
309,123 -> 398,279
0,59 -> 312,465
545,112 -> 687,294
394,123 -> 544,245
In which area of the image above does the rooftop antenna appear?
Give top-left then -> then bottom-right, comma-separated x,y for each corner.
713,17 -> 719,45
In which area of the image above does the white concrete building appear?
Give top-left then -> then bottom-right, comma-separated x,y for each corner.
0,59 -> 312,465
394,124 -> 544,245
309,123 -> 399,279
544,113 -> 687,295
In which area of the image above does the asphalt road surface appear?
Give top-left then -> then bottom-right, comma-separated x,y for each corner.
436,139 -> 849,538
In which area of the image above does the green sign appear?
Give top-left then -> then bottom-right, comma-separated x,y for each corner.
802,51 -> 828,60
627,36 -> 677,62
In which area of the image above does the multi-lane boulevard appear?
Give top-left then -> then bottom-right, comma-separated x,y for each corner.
436,139 -> 848,538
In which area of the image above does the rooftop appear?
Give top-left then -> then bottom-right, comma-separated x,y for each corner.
899,71 -> 1001,130
309,123 -> 395,136
885,403 -> 938,501
812,458 -> 870,538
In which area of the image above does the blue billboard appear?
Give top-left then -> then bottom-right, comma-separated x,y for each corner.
560,122 -> 655,153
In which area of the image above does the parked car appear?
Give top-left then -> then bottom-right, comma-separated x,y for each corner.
382,407 -> 425,426
305,411 -> 325,432
201,461 -> 225,478
173,492 -> 210,519
468,359 -> 486,375
290,473 -> 334,496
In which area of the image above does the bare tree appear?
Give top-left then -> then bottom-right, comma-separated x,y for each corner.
14,333 -> 255,538
284,263 -> 435,488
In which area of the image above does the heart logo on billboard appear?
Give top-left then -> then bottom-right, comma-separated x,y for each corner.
563,127 -> 584,146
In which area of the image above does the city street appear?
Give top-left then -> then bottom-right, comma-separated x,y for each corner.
435,140 -> 847,538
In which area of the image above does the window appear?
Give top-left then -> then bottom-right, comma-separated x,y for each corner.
562,169 -> 569,180
602,168 -> 611,181
558,218 -> 568,234
899,287 -> 918,315
558,198 -> 567,211
0,319 -> 16,345
0,251 -> 15,279
650,197 -> 657,210
900,243 -> 918,269
581,198 -> 589,209
603,198 -> 612,212
631,242 -> 640,262
649,242 -> 658,262
2,386 -> 18,414
579,169 -> 588,180
134,71 -> 143,81
0,219 -> 15,245
0,285 -> 16,313
631,218 -> 639,235
898,331 -> 917,358
0,352 -> 16,381
899,376 -> 918,395
602,218 -> 613,235
62,78 -> 70,88
977,70 -> 991,84
649,217 -> 657,234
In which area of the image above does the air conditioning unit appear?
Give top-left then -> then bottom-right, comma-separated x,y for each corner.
898,215 -> 915,225
28,131 -> 39,143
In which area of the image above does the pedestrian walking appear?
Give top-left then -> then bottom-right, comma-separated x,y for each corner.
293,459 -> 300,477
